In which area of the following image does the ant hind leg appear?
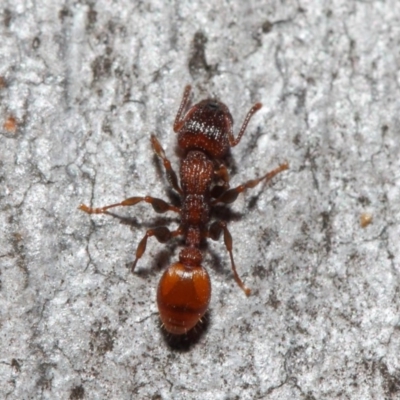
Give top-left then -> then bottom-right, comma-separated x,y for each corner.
132,226 -> 182,272
208,221 -> 251,296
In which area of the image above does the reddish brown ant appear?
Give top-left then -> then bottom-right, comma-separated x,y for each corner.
79,85 -> 288,335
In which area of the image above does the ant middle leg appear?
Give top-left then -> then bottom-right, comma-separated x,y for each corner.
210,163 -> 231,199
214,163 -> 230,189
79,196 -> 180,215
208,221 -> 251,296
132,226 -> 183,272
212,161 -> 289,205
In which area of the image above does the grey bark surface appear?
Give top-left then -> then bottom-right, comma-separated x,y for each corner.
1,1 -> 400,399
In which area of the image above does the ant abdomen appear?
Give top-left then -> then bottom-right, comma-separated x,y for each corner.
157,248 -> 211,334
157,256 -> 211,335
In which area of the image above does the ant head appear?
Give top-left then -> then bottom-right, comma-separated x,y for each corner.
177,99 -> 234,158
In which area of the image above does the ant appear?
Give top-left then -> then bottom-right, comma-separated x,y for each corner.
79,85 -> 288,335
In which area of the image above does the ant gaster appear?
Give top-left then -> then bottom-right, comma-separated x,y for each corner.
79,86 -> 288,335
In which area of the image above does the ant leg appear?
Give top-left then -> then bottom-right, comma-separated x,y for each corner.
214,163 -> 230,189
173,85 -> 192,132
228,102 -> 262,147
79,196 -> 180,214
210,164 -> 231,199
208,221 -> 251,296
132,226 -> 182,271
212,162 -> 289,205
150,135 -> 183,195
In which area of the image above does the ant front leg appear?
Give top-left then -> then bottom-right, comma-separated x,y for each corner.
151,135 -> 183,195
132,226 -> 183,272
228,102 -> 262,147
212,162 -> 289,205
208,221 -> 251,296
79,196 -> 180,215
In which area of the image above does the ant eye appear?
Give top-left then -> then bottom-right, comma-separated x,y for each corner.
206,101 -> 219,110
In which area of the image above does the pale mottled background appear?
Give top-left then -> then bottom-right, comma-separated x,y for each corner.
1,1 -> 400,399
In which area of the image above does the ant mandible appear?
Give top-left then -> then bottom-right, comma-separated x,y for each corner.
79,85 -> 288,335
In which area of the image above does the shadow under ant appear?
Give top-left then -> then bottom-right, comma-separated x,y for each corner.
160,310 -> 211,351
